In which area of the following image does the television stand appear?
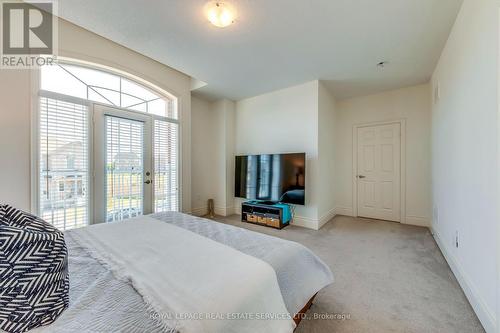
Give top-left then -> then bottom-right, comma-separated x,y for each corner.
241,201 -> 291,229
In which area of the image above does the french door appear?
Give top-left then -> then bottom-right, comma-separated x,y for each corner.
37,61 -> 180,231
93,105 -> 178,223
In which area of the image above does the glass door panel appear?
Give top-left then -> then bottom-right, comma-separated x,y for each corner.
105,116 -> 144,222
154,119 -> 179,212
39,97 -> 89,230
93,105 -> 152,223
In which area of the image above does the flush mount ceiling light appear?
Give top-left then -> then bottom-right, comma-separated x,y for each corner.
205,1 -> 237,28
377,61 -> 388,68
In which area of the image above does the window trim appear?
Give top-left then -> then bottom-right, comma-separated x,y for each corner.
44,62 -> 175,115
31,60 -> 181,228
54,58 -> 179,103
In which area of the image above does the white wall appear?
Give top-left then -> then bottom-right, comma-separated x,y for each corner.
318,82 -> 337,227
234,81 -> 321,228
211,99 -> 236,216
191,3 -> 498,330
193,81 -> 339,229
222,100 -> 236,215
191,97 -> 235,216
430,0 -> 499,331
0,70 -> 32,211
211,100 -> 228,213
334,84 -> 432,226
197,80 -> 433,231
191,96 -> 217,215
200,81 -> 432,230
0,17 -> 193,213
58,18 -> 193,213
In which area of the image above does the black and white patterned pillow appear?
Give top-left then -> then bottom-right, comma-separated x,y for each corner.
0,204 -> 7,224
0,205 -> 69,333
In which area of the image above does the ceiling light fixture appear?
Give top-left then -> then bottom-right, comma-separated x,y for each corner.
377,61 -> 388,68
205,1 -> 237,28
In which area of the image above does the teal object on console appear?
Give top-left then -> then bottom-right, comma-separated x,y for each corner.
274,203 -> 292,224
246,200 -> 292,224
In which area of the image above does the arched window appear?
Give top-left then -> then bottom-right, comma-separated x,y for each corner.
37,61 -> 179,230
41,62 -> 177,118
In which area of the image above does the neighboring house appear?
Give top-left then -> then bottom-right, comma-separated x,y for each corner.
106,152 -> 142,200
40,141 -> 176,210
40,141 -> 86,210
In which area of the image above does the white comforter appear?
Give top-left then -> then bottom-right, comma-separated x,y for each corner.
68,216 -> 295,333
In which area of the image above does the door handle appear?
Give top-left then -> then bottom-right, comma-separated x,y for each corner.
144,180 -> 151,185
357,175 -> 366,179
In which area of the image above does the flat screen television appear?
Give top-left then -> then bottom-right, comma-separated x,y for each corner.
235,153 -> 305,205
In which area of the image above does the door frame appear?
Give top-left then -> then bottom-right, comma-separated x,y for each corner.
352,119 -> 406,223
92,104 -> 154,224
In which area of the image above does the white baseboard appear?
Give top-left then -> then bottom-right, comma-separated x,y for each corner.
291,215 -> 318,230
214,206 -> 234,217
335,206 -> 354,216
226,206 -> 235,216
318,207 -> 336,229
332,207 -> 430,228
192,206 -> 234,217
293,208 -> 337,230
404,215 -> 430,227
232,206 -> 340,230
432,228 -> 496,333
191,207 -> 207,216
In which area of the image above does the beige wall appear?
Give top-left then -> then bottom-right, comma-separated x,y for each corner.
0,17 -> 193,213
430,0 -> 498,331
334,84 -> 432,226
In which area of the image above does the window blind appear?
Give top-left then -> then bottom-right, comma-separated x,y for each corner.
154,119 -> 179,212
39,97 -> 89,231
105,116 -> 144,222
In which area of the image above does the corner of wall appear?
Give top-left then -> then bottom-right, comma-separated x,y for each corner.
317,81 -> 338,224
191,97 -> 236,215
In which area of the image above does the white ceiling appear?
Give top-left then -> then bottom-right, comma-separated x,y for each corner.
54,0 -> 463,101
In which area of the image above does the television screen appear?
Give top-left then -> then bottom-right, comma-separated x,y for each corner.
234,153 -> 305,205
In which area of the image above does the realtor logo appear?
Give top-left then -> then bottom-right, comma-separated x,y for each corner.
1,1 -> 57,68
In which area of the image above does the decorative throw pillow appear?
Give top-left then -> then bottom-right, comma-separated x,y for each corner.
0,204 -> 7,224
0,205 -> 69,333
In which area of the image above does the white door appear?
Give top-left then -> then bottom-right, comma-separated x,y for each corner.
356,123 -> 401,222
93,105 -> 153,223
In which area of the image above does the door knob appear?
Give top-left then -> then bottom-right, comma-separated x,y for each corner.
357,175 -> 366,179
144,180 -> 151,185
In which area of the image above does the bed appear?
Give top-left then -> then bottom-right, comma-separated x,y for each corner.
32,212 -> 334,333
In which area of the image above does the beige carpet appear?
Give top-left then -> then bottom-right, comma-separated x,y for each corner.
216,215 -> 484,333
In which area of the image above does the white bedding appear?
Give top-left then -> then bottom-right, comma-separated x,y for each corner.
29,212 -> 333,333
67,216 -> 295,333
